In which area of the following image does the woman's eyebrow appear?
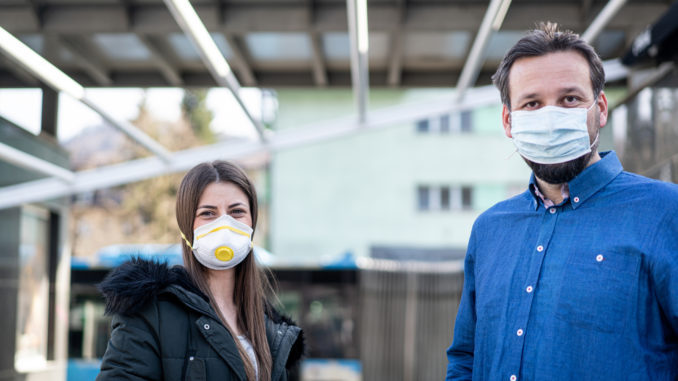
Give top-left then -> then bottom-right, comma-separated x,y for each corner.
228,202 -> 246,209
196,205 -> 217,210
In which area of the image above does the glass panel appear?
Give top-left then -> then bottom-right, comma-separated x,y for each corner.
15,205 -> 50,372
323,32 -> 350,61
403,32 -> 471,59
245,33 -> 312,61
169,33 -> 201,60
322,32 -> 390,61
595,30 -> 625,59
92,33 -> 151,61
211,33 -> 233,59
484,31 -> 525,61
18,34 -> 43,54
168,33 -> 232,61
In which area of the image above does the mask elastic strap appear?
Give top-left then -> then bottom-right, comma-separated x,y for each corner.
587,96 -> 599,111
590,129 -> 600,149
180,231 -> 193,249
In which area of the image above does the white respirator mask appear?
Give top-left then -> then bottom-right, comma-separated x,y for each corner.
510,100 -> 598,164
181,214 -> 253,270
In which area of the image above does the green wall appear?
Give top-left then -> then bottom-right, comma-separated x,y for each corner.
270,89 -> 531,261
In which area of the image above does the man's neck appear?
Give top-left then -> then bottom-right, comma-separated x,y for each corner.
534,151 -> 602,204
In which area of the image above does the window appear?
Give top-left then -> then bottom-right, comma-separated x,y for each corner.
416,119 -> 429,133
461,186 -> 473,209
440,186 -> 450,210
417,185 -> 474,212
460,110 -> 473,132
417,186 -> 430,210
415,111 -> 473,134
439,115 -> 450,134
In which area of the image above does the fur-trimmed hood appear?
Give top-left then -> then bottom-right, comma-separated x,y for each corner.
99,257 -> 206,316
98,257 -> 304,372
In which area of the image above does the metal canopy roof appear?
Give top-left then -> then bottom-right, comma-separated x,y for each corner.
0,0 -> 676,210
0,0 -> 672,89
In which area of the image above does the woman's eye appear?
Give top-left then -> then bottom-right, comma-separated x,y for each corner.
230,209 -> 245,215
198,211 -> 213,217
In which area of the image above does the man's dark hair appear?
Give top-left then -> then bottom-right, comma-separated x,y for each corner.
492,22 -> 605,110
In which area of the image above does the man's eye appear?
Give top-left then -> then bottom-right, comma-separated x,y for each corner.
565,96 -> 578,103
524,101 -> 538,109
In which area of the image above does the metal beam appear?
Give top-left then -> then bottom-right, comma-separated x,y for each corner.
455,0 -> 512,103
609,62 -> 675,112
137,34 -> 183,86
309,32 -> 328,87
0,54 -> 40,86
223,34 -> 257,87
0,26 -> 172,161
163,0 -> 266,141
346,0 -> 369,123
0,86 -> 501,209
58,37 -> 113,86
0,141 -> 75,183
581,0 -> 627,43
0,3 -> 668,35
387,0 -> 406,87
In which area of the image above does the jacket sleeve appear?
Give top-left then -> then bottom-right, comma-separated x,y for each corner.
445,228 -> 477,380
96,310 -> 162,381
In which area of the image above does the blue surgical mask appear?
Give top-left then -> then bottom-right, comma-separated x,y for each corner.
510,100 -> 597,164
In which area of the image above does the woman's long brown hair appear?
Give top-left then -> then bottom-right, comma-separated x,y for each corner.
176,161 -> 272,381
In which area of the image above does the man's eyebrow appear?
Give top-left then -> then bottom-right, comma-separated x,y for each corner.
516,93 -> 539,103
558,86 -> 586,95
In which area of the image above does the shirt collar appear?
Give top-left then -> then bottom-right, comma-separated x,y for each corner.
528,151 -> 623,210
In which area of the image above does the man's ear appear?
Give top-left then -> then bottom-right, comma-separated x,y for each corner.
597,91 -> 608,128
502,104 -> 512,138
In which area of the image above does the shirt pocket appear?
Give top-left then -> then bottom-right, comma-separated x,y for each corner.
555,250 -> 640,333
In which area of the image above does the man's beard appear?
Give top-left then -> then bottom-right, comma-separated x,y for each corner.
524,152 -> 593,184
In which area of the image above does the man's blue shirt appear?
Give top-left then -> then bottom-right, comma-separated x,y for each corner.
446,151 -> 678,380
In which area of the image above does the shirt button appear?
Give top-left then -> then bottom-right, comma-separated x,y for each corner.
573,196 -> 580,203
517,329 -> 524,336
526,286 -> 533,293
510,375 -> 517,381
596,254 -> 604,262
537,245 -> 544,252
203,323 -> 210,330
549,208 -> 556,214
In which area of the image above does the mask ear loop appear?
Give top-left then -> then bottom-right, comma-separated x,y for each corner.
180,231 -> 193,250
505,112 -> 519,160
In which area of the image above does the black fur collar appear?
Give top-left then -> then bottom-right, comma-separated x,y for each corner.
98,257 -> 206,316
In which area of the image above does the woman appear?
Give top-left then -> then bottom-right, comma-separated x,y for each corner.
97,161 -> 304,381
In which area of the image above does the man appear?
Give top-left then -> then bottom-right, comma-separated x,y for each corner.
446,22 -> 678,380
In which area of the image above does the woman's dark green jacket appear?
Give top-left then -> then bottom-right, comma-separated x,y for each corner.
96,258 -> 304,381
